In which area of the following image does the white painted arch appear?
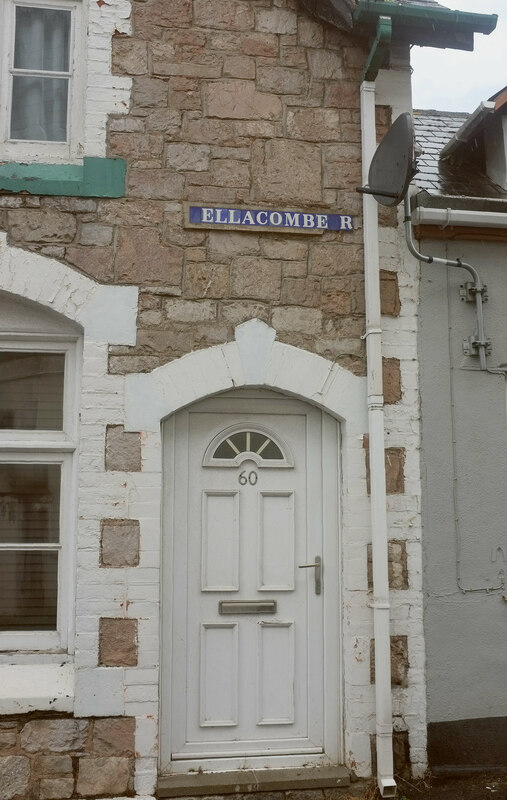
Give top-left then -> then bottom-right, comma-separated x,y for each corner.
124,318 -> 368,433
0,232 -> 137,346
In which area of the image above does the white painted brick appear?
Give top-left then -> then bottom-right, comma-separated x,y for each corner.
136,716 -> 159,758
135,758 -> 158,796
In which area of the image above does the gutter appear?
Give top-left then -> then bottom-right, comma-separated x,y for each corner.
354,1 -> 497,33
440,101 -> 495,159
354,1 -> 497,50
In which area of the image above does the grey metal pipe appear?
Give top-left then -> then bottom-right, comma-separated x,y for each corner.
404,196 -> 488,370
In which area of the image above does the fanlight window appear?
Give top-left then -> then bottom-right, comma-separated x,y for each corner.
204,427 -> 292,468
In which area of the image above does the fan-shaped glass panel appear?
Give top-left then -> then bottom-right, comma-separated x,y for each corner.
212,431 -> 284,461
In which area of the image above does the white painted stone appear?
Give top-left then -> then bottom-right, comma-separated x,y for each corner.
0,664 -> 74,714
235,317 -> 276,384
74,667 -> 125,716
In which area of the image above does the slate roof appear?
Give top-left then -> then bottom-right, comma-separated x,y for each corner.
413,110 -> 507,199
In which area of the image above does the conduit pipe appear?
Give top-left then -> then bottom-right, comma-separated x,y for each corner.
404,195 -> 488,370
360,80 -> 396,799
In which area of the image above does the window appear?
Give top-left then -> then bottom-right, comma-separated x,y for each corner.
0,337 -> 79,651
0,0 -> 84,162
204,425 -> 293,468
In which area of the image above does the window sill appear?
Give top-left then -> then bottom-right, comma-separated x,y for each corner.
0,157 -> 126,197
0,663 -> 74,714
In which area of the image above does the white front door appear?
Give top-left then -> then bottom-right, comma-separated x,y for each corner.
161,391 -> 341,773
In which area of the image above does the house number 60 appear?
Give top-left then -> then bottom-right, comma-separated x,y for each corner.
238,470 -> 258,485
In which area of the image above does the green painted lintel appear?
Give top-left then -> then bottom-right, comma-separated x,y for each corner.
354,1 -> 498,36
0,157 -> 126,197
362,15 -> 392,82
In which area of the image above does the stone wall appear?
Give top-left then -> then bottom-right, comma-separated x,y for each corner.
0,716 -> 135,800
0,0 -> 401,380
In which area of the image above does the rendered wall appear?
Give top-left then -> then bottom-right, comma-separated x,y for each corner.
419,237 -> 507,770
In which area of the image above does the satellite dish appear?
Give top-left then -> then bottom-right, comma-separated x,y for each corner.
359,112 -> 419,206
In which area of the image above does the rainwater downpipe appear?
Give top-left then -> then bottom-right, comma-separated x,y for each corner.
360,78 -> 396,798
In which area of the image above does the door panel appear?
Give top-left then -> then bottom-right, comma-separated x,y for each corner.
162,393 -> 340,773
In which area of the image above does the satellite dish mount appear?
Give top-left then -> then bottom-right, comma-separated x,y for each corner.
357,111 -> 418,206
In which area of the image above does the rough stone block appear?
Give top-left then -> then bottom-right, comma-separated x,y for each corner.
223,55 -> 256,79
287,108 -> 341,141
100,519 -> 140,567
380,270 -> 401,316
99,618 -> 138,667
8,210 -> 76,244
105,425 -> 142,472
298,17 -> 324,48
367,540 -> 409,591
39,777 -> 74,799
308,49 -> 343,79
194,0 -> 254,30
205,80 -> 281,120
34,755 -> 73,775
271,307 -> 323,335
241,32 -> 278,57
257,66 -> 308,95
309,244 -> 363,277
92,718 -> 135,757
363,438 -> 405,495
256,8 -> 297,34
231,257 -> 282,300
166,143 -> 210,172
281,278 -> 320,307
98,199 -> 164,227
132,76 -> 169,108
116,227 -> 183,285
20,720 -> 88,754
370,635 -> 409,687
0,756 -> 30,800
112,35 -> 148,75
261,239 -> 308,261
76,757 -> 131,796
0,730 -> 16,752
382,357 -> 402,405
321,277 -> 352,315
134,0 -> 192,37
166,299 -> 217,322
78,224 -> 113,247
183,262 -> 230,299
109,132 -> 164,163
385,447 -> 405,494
65,246 -> 114,282
127,169 -> 185,201
252,140 -> 322,204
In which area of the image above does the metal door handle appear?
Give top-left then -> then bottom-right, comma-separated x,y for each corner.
298,555 -> 322,595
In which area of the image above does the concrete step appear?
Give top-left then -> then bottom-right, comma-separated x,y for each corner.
158,766 -> 352,798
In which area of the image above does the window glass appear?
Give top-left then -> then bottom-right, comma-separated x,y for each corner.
0,550 -> 58,630
14,7 -> 71,71
213,431 -> 284,461
10,6 -> 71,143
0,464 -> 61,544
0,352 -> 65,429
11,76 -> 68,142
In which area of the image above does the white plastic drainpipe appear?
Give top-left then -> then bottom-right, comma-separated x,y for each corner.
360,80 -> 397,799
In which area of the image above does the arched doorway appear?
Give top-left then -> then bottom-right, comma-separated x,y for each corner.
160,389 -> 342,774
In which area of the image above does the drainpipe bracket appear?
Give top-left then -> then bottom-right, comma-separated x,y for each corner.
367,601 -> 390,610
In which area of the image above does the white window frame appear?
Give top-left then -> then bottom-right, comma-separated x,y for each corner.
0,0 -> 85,163
0,335 -> 79,652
